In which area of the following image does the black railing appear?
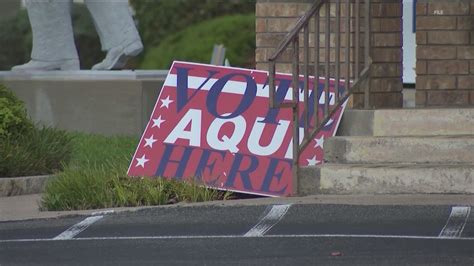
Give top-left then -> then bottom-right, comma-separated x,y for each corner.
268,0 -> 372,194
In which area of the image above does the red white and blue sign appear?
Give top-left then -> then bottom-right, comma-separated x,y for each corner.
128,61 -> 347,197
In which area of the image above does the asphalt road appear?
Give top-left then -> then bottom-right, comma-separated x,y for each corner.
1,203 -> 473,265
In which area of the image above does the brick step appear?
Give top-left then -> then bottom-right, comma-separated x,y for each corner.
299,164 -> 474,195
337,108 -> 474,137
324,136 -> 474,164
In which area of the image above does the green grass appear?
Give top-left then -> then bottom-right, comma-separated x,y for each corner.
41,133 -> 231,211
0,127 -> 73,177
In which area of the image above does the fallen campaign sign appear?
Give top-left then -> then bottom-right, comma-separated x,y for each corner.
128,61 -> 347,197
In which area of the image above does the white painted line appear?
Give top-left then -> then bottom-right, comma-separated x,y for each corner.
2,234 -> 474,243
244,204 -> 292,237
439,206 -> 471,238
53,216 -> 104,240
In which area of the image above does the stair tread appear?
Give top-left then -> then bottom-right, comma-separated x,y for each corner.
304,163 -> 474,168
332,135 -> 474,139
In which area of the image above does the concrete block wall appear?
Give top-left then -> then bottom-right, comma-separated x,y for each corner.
0,71 -> 167,136
416,0 -> 474,107
255,0 -> 403,108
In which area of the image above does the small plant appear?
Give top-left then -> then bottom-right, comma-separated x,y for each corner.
0,126 -> 73,177
41,133 -> 231,211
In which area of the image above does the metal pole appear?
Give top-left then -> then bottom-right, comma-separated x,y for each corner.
335,0 -> 341,104
324,2 -> 330,114
364,0 -> 371,109
292,37 -> 300,196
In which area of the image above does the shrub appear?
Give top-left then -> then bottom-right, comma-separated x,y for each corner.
0,84 -> 72,177
140,14 -> 256,70
0,9 -> 32,70
0,126 -> 73,177
130,0 -> 256,49
0,84 -> 32,138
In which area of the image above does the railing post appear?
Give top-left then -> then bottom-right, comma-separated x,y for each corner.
355,0 -> 360,78
303,25 -> 310,139
324,2 -> 330,115
364,0 -> 371,109
314,7 -> 321,128
335,0 -> 341,104
291,37 -> 300,196
345,0 -> 351,100
269,60 -> 276,108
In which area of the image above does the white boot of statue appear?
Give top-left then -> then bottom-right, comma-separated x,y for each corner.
12,0 -> 80,71
85,0 -> 143,70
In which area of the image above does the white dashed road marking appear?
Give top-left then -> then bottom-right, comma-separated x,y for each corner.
244,204 -> 292,237
53,216 -> 104,240
91,210 -> 115,216
439,206 -> 471,238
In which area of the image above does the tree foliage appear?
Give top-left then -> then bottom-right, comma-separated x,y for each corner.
141,14 -> 255,69
130,0 -> 256,49
0,84 -> 32,138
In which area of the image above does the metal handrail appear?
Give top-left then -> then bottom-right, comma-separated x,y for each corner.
268,0 -> 372,195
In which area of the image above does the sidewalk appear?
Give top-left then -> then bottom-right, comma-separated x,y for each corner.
1,193 -> 474,222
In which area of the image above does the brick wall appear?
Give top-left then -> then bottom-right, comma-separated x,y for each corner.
256,0 -> 403,108
416,0 -> 474,107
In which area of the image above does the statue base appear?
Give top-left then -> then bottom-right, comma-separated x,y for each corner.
0,70 -> 167,136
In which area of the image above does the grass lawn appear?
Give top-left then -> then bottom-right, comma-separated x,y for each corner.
41,132 -> 231,211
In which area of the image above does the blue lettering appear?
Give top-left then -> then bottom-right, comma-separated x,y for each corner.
225,154 -> 258,190
207,73 -> 257,119
155,144 -> 194,179
176,67 -> 218,113
260,158 -> 291,194
259,77 -> 292,125
194,149 -> 226,182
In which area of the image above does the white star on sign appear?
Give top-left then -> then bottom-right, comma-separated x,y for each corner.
314,136 -> 325,148
307,155 -> 321,166
152,116 -> 165,128
160,96 -> 173,109
325,118 -> 334,127
144,135 -> 157,148
135,155 -> 149,168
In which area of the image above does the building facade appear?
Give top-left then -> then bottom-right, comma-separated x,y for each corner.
256,0 -> 474,108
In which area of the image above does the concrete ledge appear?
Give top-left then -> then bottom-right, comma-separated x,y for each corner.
316,164 -> 474,194
373,108 -> 474,136
0,70 -> 168,136
0,175 -> 54,197
325,136 -> 474,164
337,108 -> 474,137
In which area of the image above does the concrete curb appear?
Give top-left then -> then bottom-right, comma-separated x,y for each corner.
0,175 -> 54,197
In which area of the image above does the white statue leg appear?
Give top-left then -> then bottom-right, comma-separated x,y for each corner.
85,0 -> 143,70
12,0 -> 79,71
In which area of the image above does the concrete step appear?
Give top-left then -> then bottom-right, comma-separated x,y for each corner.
324,136 -> 474,164
298,164 -> 474,195
337,108 -> 474,137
